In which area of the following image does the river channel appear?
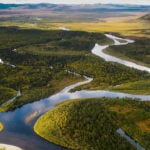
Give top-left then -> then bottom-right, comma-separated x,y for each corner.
0,33 -> 149,150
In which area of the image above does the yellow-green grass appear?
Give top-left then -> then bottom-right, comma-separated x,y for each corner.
53,16 -> 150,38
0,122 -> 3,132
0,14 -> 149,38
0,86 -> 17,105
137,119 -> 150,132
109,79 -> 150,95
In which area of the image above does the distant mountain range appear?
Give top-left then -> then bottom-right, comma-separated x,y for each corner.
0,3 -> 57,9
0,3 -> 150,12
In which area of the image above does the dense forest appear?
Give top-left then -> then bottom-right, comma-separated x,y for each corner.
34,98 -> 150,150
34,98 -> 136,150
0,27 -> 150,111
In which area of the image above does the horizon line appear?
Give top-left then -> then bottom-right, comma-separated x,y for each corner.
0,2 -> 150,6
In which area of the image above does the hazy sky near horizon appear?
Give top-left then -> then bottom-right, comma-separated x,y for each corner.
0,0 -> 150,5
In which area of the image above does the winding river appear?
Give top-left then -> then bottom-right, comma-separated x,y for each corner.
0,33 -> 150,150
92,34 -> 150,72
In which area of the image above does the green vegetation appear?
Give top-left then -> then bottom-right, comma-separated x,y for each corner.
34,98 -> 136,150
0,86 -> 17,105
0,5 -> 150,150
0,27 -> 113,111
0,64 -> 83,112
68,56 -> 149,92
0,27 -> 150,111
0,122 -> 3,132
103,99 -> 150,150
104,38 -> 150,67
34,98 -> 150,150
109,79 -> 150,94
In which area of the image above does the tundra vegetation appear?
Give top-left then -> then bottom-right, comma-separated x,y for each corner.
0,27 -> 150,112
34,98 -> 150,150
0,3 -> 150,150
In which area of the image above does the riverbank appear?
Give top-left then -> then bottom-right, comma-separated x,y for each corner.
0,144 -> 23,150
103,35 -> 150,68
92,34 -> 150,73
0,122 -> 3,132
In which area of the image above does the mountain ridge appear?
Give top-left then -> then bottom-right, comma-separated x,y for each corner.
0,3 -> 150,12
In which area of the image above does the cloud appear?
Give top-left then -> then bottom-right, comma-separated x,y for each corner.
0,0 -> 150,5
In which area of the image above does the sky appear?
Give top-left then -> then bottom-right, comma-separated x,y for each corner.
0,0 -> 150,5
